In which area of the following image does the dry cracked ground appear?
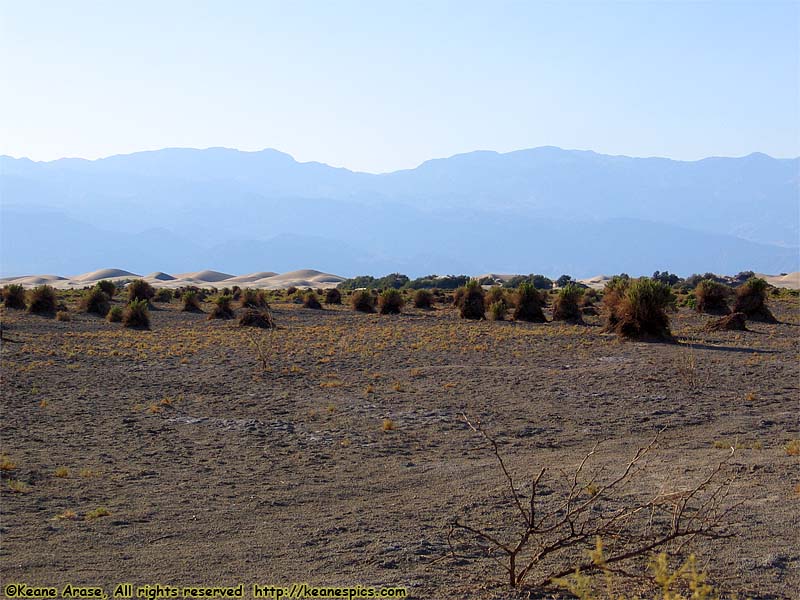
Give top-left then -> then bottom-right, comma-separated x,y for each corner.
1,294 -> 798,599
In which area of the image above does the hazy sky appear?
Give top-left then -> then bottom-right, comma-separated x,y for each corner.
1,0 -> 798,172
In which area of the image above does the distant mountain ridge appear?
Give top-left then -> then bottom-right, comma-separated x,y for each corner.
1,146 -> 798,277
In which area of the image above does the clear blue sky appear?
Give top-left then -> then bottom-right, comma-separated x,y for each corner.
1,0 -> 798,172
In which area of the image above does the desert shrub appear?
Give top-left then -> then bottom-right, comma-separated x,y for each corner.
695,279 -> 731,314
303,292 -> 323,309
122,299 -> 150,329
95,280 -> 116,298
705,312 -> 747,332
230,285 -> 241,300
240,288 -> 268,309
413,289 -> 434,309
106,306 -> 123,323
153,288 -> 173,303
239,308 -> 275,329
181,290 -> 203,312
378,289 -> 404,314
81,287 -> 110,316
488,301 -> 507,321
556,274 -> 574,288
208,295 -> 234,320
286,286 -> 298,296
652,270 -> 681,286
350,290 -> 376,313
604,278 -> 675,340
484,286 -> 508,309
325,288 -> 342,305
55,310 -> 70,322
127,279 -> 155,303
552,283 -> 584,323
2,284 -> 26,309
732,277 -> 777,322
503,274 -> 553,290
458,280 -> 485,320
513,282 -> 546,322
28,285 -> 58,314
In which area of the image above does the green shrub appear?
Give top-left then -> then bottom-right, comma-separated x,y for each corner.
81,287 -> 110,316
2,284 -> 26,309
552,283 -> 584,323
457,280 -> 485,320
732,277 -> 777,323
28,285 -> 58,315
106,306 -> 123,323
350,290 -> 376,313
181,291 -> 203,312
240,288 -> 268,309
303,292 -> 323,309
604,278 -> 674,340
378,289 -> 404,314
95,280 -> 116,298
513,283 -> 546,322
488,301 -> 507,321
128,279 -> 155,303
239,308 -> 275,329
413,289 -> 434,309
153,288 -> 173,303
122,299 -> 150,329
208,295 -> 234,320
694,279 -> 731,314
325,288 -> 342,305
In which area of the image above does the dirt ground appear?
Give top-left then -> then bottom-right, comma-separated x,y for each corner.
1,294 -> 798,599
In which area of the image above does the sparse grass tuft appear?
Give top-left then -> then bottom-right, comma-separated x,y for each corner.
7,479 -> 30,493
382,418 -> 395,431
54,467 -> 69,478
785,439 -> 800,456
85,507 -> 110,520
55,310 -> 71,322
0,455 -> 17,471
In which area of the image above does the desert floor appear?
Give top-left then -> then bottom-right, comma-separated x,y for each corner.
1,295 -> 798,599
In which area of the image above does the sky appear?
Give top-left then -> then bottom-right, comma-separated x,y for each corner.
1,0 -> 798,173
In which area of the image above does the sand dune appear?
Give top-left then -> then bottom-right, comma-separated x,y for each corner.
759,271 -> 800,289
1,268 -> 345,290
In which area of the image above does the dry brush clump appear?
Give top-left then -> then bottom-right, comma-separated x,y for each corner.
704,312 -> 748,332
122,299 -> 150,329
239,308 -> 275,329
513,282 -> 546,322
732,277 -> 777,323
80,287 -> 110,316
2,284 -> 26,310
457,280 -> 486,320
413,289 -> 434,309
695,280 -> 731,315
350,290 -> 376,313
28,285 -> 58,315
602,278 -> 674,341
325,288 -> 342,305
378,289 -> 404,314
127,279 -> 155,303
447,417 -> 738,593
95,279 -> 116,298
552,283 -> 585,323
303,292 -> 323,309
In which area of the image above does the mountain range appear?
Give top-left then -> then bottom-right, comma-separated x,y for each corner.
1,146 -> 798,277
